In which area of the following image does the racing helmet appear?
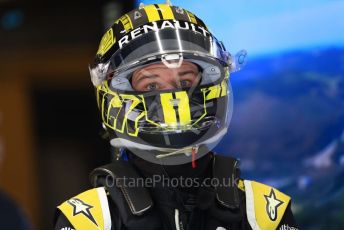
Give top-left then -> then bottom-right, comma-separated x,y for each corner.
89,2 -> 245,165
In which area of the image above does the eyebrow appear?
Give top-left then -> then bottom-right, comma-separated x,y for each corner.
133,69 -> 199,86
134,74 -> 159,86
178,70 -> 198,77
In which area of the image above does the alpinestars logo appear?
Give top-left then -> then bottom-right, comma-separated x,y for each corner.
68,198 -> 98,226
61,228 -> 74,230
264,189 -> 283,221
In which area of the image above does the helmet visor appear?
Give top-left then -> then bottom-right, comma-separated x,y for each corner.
109,54 -> 226,93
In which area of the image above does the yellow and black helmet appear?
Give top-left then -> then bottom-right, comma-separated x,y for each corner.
89,1 -> 243,165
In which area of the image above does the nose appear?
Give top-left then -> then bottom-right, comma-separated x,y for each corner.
160,70 -> 182,90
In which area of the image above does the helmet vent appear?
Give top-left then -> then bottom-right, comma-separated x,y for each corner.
161,53 -> 183,68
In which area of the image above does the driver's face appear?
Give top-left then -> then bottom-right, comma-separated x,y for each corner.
131,61 -> 200,91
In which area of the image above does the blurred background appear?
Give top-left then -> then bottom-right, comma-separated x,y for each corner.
0,0 -> 343,229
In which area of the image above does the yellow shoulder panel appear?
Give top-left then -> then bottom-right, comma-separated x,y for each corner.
244,180 -> 291,230
58,187 -> 112,230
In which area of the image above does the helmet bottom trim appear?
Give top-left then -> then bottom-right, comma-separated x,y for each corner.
109,127 -> 228,165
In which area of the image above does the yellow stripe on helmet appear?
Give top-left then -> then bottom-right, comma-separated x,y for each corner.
205,84 -> 222,100
160,93 -> 178,125
117,14 -> 133,32
221,80 -> 228,97
175,91 -> 191,125
144,5 -> 161,22
186,11 -> 197,24
96,28 -> 116,56
158,4 -> 175,20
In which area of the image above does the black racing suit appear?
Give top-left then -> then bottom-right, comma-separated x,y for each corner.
54,153 -> 298,230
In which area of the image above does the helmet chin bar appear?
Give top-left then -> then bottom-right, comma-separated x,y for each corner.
96,76 -> 232,165
137,116 -> 219,134
109,127 -> 228,165
155,146 -> 198,159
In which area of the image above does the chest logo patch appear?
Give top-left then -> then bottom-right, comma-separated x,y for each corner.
264,189 -> 283,221
68,198 -> 98,226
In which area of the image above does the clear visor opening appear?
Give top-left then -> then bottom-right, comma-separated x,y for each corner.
110,54 -> 226,92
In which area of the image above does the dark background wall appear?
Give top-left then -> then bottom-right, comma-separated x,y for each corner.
0,1 -> 135,229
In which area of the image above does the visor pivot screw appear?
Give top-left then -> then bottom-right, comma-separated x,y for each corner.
134,11 -> 142,20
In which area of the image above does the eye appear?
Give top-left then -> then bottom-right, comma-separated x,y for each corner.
180,80 -> 192,88
146,83 -> 159,91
